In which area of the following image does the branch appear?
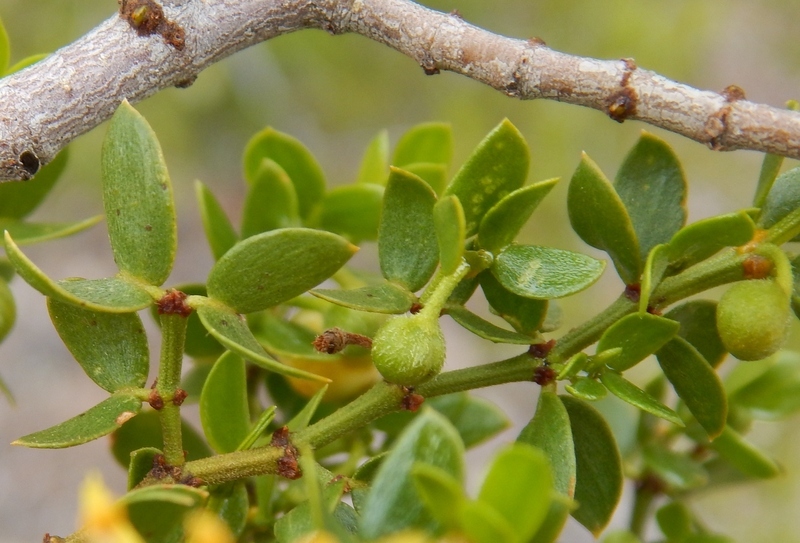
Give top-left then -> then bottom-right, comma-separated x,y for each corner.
1,0 -> 798,181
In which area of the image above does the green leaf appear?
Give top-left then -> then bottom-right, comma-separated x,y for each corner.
243,127 -> 326,220
287,385 -> 329,432
357,129 -> 389,185
459,499 -> 517,543
639,245 -> 670,314
318,183 -> 384,243
102,101 -> 176,286
665,300 -> 726,368
566,377 -> 607,401
492,244 -> 605,299
194,301 -> 329,382
241,159 -> 300,238
128,447 -> 161,490
0,257 -> 13,282
200,352 -> 251,453
47,298 -> 149,392
615,132 -> 687,261
479,270 -> 547,335
195,180 -> 239,260
758,166 -> 800,229
4,234 -> 154,312
478,178 -> 558,253
252,312 -> 330,361
13,393 -> 141,448
433,195 -> 466,275
393,122 -> 453,168
477,443 -> 553,542
518,391 -> 576,497
0,17 -> 9,75
0,277 -> 15,343
598,313 -> 680,371
600,372 -> 683,426
656,501 -> 693,540
427,392 -> 510,448
378,167 -> 439,291
237,406 -> 276,451
754,155 -> 785,210
1,217 -> 102,245
275,502 -> 358,543
444,119 -> 529,236
311,282 -> 415,314
412,463 -> 464,530
667,211 -> 755,271
404,162 -> 449,195
656,337 -> 727,438
445,305 -> 535,345
206,228 -> 357,314
711,425 -> 781,478
214,482 -> 249,537
642,444 -> 707,490
0,147 -> 68,219
359,409 -> 464,539
125,485 -> 208,543
111,410 -> 211,469
730,352 -> 800,420
568,153 -> 640,284
561,395 -> 623,536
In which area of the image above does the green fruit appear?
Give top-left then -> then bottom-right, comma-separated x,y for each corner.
371,314 -> 446,386
716,280 -> 791,361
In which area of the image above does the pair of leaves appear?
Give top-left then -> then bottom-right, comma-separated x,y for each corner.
518,392 -> 622,538
6,101 -> 174,314
14,295 -> 151,449
568,132 -> 687,284
378,120 -> 529,292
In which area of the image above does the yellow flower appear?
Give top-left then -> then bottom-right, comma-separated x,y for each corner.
184,510 -> 236,543
78,473 -> 144,543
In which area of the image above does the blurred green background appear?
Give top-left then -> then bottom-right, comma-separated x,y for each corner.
1,0 -> 800,541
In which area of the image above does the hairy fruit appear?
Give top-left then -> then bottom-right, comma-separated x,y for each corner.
371,314 -> 446,386
716,280 -> 791,361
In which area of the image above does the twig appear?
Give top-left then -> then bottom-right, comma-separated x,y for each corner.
0,0 -> 798,181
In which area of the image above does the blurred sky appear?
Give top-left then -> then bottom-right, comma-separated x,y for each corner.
1,1 -> 800,542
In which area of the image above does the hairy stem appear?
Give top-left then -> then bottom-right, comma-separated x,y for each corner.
157,313 -> 188,467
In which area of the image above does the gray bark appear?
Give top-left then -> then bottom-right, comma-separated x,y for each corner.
0,0 -> 798,181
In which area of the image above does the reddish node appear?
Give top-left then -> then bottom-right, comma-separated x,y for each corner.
277,455 -> 302,480
409,302 -> 423,314
529,339 -> 556,359
172,389 -> 188,406
624,283 -> 641,302
270,426 -> 291,448
401,388 -> 425,412
532,365 -> 556,386
742,254 -> 773,279
148,389 -> 164,411
722,84 -> 746,102
157,289 -> 191,317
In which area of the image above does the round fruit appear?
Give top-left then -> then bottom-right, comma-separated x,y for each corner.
716,280 -> 791,361
371,314 -> 446,386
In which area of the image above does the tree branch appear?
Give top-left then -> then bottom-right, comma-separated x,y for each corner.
1,0 -> 798,181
